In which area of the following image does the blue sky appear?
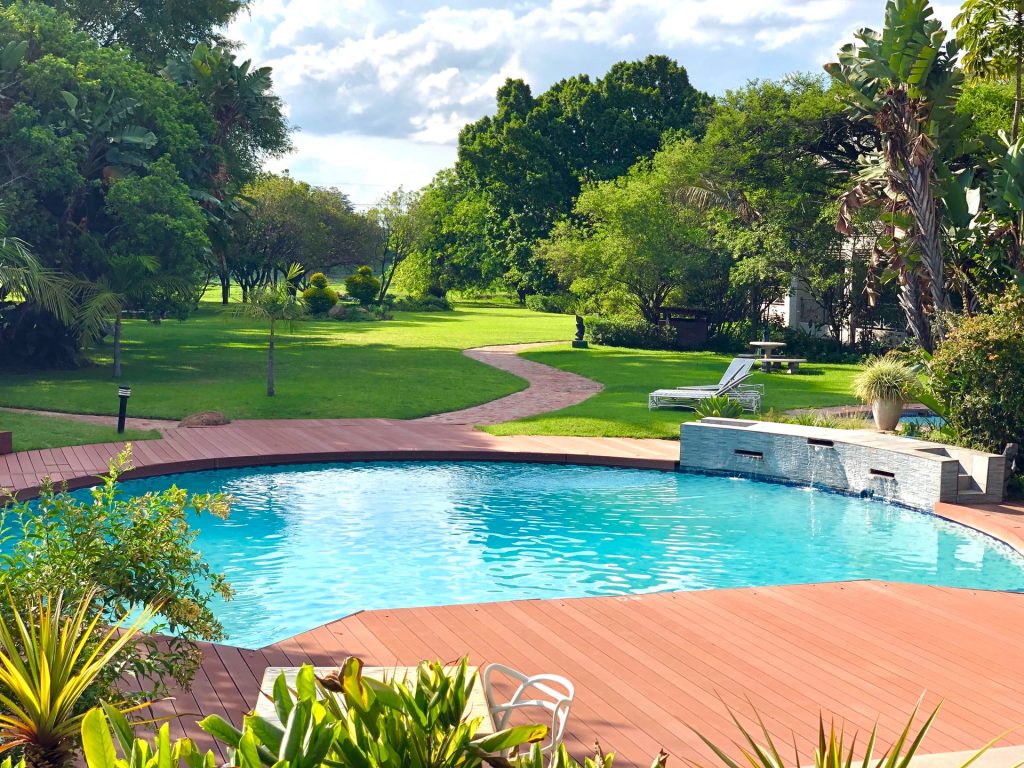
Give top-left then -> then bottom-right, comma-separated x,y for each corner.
229,0 -> 958,207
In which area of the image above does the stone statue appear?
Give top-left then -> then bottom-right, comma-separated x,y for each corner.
572,315 -> 588,348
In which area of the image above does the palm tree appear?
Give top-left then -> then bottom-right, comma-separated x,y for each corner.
954,0 -> 1024,140
236,263 -> 304,396
825,0 -> 962,352
0,236 -> 75,324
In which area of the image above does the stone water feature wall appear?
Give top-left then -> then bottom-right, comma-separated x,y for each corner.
679,418 -> 1005,509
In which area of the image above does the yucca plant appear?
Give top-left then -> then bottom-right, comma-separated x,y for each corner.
0,592 -> 161,768
694,397 -> 745,419
690,699 -> 1005,768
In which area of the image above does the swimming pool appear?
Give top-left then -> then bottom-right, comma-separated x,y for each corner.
104,461 -> 1024,648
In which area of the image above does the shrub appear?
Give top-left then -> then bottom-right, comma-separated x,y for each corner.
344,266 -> 381,306
0,448 -> 232,701
392,294 -> 453,312
929,293 -> 1024,452
694,396 -> 744,418
301,272 -> 338,315
584,316 -> 675,350
525,293 -> 575,314
852,356 -> 919,403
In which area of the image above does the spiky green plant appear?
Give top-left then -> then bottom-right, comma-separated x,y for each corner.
694,396 -> 744,419
0,592 -> 160,768
852,357 -> 919,403
690,699 -> 1007,768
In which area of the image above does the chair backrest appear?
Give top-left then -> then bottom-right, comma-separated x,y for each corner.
482,663 -> 575,755
716,357 -> 755,390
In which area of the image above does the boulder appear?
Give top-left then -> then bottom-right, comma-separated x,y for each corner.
179,411 -> 230,428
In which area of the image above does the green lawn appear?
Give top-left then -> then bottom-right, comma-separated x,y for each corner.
0,411 -> 159,453
0,304 -> 571,420
484,345 -> 860,439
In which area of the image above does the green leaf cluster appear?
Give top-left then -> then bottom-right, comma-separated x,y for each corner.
0,447 -> 232,703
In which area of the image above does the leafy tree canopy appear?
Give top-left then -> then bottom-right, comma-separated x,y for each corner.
455,55 -> 712,297
37,0 -> 245,70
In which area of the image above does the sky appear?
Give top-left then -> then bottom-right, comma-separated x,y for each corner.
227,0 -> 960,208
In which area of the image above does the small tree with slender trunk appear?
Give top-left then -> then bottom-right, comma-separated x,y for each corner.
237,262 -> 304,396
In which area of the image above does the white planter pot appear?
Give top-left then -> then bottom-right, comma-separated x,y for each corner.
872,399 -> 903,431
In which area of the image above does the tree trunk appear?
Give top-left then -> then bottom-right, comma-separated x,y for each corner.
897,270 -> 933,353
113,312 -> 122,379
906,159 -> 951,320
1015,13 -> 1023,142
267,320 -> 275,397
218,252 -> 231,305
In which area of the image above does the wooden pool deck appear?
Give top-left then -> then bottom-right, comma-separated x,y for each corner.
5,425 -> 1024,766
150,581 -> 1024,767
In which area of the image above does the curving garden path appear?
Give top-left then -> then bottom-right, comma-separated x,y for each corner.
416,342 -> 602,425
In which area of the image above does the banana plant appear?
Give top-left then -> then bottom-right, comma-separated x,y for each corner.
199,657 -> 546,768
826,0 -> 966,352
0,592 -> 161,768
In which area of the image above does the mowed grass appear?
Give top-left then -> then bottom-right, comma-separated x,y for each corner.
0,304 -> 571,420
0,410 -> 158,452
484,344 -> 861,439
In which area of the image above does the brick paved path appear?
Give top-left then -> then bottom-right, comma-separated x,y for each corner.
417,342 -> 601,425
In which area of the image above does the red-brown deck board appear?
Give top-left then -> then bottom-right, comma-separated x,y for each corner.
151,582 -> 1024,768
0,420 -> 680,500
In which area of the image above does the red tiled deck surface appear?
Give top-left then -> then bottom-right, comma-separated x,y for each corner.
150,581 -> 1024,768
0,419 -> 679,499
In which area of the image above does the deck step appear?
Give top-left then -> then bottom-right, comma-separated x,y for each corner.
956,489 -> 989,503
958,473 -> 978,491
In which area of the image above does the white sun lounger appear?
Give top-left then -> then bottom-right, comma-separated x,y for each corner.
648,357 -> 763,411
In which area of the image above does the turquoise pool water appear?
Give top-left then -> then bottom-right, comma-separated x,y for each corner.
106,462 -> 1024,648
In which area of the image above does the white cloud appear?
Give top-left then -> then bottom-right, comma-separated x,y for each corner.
266,132 -> 456,201
231,0 -> 948,190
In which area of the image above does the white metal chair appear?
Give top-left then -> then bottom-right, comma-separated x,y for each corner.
481,663 -> 574,755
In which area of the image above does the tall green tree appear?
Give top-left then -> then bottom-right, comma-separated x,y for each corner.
400,169 -> 496,296
542,141 -> 722,324
363,188 -> 425,302
228,174 -> 362,301
826,0 -> 964,352
456,55 -> 711,298
163,43 -> 291,304
954,0 -> 1024,140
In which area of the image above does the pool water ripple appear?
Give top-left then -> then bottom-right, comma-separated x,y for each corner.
99,461 -> 1024,649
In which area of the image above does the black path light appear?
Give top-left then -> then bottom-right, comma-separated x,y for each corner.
117,385 -> 131,434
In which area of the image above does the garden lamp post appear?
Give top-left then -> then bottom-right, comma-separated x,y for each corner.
117,385 -> 131,434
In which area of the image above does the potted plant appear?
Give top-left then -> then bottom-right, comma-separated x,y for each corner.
853,357 -> 918,431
